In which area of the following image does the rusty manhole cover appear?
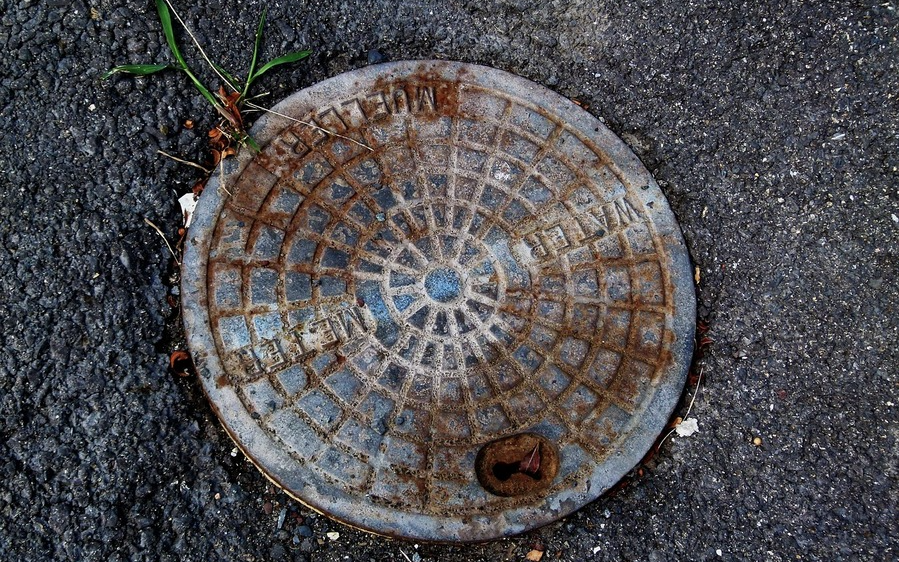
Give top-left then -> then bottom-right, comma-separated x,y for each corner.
181,60 -> 695,542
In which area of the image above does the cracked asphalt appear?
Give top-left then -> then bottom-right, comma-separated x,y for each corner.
0,0 -> 896,560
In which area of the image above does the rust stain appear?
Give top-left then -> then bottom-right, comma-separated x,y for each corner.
475,433 -> 559,497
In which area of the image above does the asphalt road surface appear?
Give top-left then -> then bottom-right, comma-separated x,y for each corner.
1,1 -> 896,560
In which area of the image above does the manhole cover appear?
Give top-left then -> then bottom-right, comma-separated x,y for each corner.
181,60 -> 695,542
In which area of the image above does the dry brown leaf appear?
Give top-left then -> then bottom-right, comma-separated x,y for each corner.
526,550 -> 544,561
191,179 -> 206,197
570,98 -> 590,110
216,86 -> 244,130
169,350 -> 192,376
208,127 -> 229,150
169,350 -> 189,369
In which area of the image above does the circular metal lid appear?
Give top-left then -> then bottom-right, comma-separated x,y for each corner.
181,60 -> 695,542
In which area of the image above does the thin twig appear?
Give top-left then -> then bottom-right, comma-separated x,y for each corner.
157,149 -> 211,173
214,125 -> 236,142
217,158 -> 232,197
244,101 -> 374,152
658,364 -> 704,448
144,217 -> 181,266
163,0 -> 238,93
399,550 -> 413,562
683,364 -> 704,418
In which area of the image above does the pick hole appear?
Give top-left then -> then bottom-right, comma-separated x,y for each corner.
492,461 -> 540,482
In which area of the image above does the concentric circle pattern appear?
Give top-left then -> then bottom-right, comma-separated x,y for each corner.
181,61 -> 695,541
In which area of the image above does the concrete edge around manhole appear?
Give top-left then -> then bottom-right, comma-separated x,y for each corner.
181,59 -> 697,542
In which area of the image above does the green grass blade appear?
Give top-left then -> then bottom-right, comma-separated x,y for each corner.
242,8 -> 268,98
244,134 -> 261,152
156,0 -> 187,69
156,0 -> 219,108
101,64 -> 171,80
250,50 -> 311,83
212,62 -> 241,91
182,67 -> 219,107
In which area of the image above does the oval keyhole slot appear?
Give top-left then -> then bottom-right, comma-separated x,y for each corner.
475,433 -> 559,497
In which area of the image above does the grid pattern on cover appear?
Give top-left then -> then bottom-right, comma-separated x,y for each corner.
204,81 -> 673,517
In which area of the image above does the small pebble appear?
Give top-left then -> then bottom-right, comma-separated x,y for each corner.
299,538 -> 315,553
